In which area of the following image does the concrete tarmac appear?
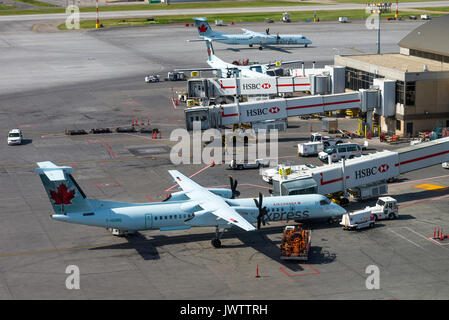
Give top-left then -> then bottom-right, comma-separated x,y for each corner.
0,19 -> 448,300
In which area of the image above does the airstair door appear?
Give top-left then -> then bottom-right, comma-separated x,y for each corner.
145,214 -> 153,229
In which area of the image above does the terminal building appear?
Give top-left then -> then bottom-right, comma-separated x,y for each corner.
334,14 -> 449,137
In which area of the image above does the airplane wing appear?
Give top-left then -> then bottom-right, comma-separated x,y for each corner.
241,28 -> 265,36
188,37 -> 229,42
168,170 -> 256,231
265,59 -> 303,67
174,67 -> 222,72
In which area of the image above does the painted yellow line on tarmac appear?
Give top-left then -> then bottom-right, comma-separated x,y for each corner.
413,183 -> 448,191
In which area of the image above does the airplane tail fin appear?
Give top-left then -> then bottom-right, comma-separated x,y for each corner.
194,17 -> 214,36
35,161 -> 92,215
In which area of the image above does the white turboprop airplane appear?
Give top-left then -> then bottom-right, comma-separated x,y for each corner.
176,40 -> 303,78
35,162 -> 346,248
194,17 -> 312,50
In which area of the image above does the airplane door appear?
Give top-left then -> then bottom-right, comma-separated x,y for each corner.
145,214 -> 153,229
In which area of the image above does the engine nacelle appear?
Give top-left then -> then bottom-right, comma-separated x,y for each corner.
207,188 -> 233,199
162,188 -> 233,202
162,191 -> 189,202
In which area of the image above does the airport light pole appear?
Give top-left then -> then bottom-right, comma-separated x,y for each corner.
95,0 -> 100,29
395,0 -> 399,19
367,3 -> 392,54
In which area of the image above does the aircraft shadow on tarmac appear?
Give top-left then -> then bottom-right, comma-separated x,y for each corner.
224,45 -> 314,54
90,223 -> 337,271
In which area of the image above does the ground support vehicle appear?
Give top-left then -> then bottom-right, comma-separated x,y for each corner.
280,225 -> 311,261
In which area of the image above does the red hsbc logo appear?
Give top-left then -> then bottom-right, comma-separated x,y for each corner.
269,107 -> 280,114
262,83 -> 271,89
355,163 -> 390,179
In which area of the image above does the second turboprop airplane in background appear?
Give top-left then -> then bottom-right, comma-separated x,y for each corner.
194,17 -> 312,50
176,40 -> 303,78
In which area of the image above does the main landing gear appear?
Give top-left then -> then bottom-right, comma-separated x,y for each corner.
211,226 -> 225,248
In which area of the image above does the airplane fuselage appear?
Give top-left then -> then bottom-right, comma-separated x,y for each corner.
207,33 -> 312,46
51,194 -> 345,232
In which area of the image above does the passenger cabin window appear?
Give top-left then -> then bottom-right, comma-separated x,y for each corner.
347,145 -> 357,152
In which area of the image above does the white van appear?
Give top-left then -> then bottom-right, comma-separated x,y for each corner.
318,143 -> 362,162
7,129 -> 23,145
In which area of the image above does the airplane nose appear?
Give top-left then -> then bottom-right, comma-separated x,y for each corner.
332,203 -> 346,216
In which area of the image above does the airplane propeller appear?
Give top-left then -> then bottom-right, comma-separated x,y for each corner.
254,192 -> 268,230
229,176 -> 240,199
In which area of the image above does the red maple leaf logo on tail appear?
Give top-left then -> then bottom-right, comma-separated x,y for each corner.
50,184 -> 75,205
198,24 -> 208,33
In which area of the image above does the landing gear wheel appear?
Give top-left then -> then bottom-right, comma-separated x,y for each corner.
305,44 -> 308,48
249,44 -> 253,48
211,239 -> 222,248
259,46 -> 263,51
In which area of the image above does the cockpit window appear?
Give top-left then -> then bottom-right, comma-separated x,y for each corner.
320,199 -> 331,205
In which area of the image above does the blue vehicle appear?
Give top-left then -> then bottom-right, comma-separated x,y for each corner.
35,161 -> 345,248
194,17 -> 312,50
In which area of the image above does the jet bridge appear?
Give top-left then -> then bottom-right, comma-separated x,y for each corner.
185,88 -> 379,130
187,65 -> 346,99
270,137 -> 449,198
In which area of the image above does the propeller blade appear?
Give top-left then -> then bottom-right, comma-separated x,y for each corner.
253,198 -> 260,208
229,176 -> 240,198
255,193 -> 269,230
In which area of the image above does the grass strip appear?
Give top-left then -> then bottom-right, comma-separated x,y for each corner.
57,9 -> 445,30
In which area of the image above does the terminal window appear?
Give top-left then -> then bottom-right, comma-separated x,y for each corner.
410,49 -> 449,64
405,82 -> 416,106
396,81 -> 405,104
345,67 -> 384,91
